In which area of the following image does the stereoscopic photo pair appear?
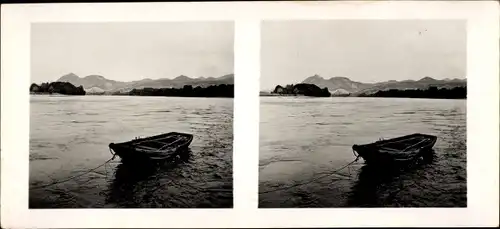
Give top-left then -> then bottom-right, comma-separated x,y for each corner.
27,20 -> 467,210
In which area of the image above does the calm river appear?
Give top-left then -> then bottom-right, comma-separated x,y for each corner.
29,95 -> 233,208
259,96 -> 466,207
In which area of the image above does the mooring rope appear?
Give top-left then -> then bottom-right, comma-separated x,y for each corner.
29,152 -> 116,191
259,155 -> 360,194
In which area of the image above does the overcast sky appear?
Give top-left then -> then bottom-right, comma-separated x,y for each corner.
261,20 -> 466,91
31,22 -> 234,83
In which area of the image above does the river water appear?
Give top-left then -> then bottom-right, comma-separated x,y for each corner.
29,95 -> 233,208
259,97 -> 466,208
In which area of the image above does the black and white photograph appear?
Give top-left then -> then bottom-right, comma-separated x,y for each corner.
29,22 -> 234,208
259,20 -> 467,208
1,1 -> 499,228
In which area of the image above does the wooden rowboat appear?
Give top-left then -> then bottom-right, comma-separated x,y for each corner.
352,133 -> 437,165
109,132 -> 193,164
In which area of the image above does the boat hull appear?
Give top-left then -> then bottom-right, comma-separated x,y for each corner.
109,132 -> 193,164
352,133 -> 437,166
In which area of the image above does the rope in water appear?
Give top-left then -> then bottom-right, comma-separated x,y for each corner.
29,150 -> 116,191
259,154 -> 361,194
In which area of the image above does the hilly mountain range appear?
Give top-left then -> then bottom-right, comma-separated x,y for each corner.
301,74 -> 466,96
55,73 -> 234,94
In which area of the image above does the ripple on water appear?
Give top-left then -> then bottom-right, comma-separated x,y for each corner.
29,96 -> 233,208
259,97 -> 466,208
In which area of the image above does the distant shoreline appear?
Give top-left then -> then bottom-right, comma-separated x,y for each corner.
259,94 -> 306,97
30,81 -> 234,98
30,94 -> 234,99
357,86 -> 466,99
261,85 -> 466,100
259,95 -> 466,100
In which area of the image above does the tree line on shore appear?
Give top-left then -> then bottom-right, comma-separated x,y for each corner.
30,82 -> 86,95
30,80 -> 465,99
124,84 -> 234,98
29,81 -> 234,97
272,83 -> 331,97
358,86 -> 466,99
267,83 -> 466,99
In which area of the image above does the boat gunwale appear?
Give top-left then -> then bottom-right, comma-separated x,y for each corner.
113,132 -> 194,148
352,133 -> 438,164
109,132 -> 194,162
358,133 -> 437,150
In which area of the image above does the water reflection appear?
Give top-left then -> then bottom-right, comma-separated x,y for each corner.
105,149 -> 192,207
347,150 -> 436,207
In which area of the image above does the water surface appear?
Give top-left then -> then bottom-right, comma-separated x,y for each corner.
259,97 -> 466,207
30,95 -> 233,208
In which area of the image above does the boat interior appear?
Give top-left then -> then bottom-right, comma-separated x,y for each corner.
133,135 -> 191,151
377,136 -> 434,154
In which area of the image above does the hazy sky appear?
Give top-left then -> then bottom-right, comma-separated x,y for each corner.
261,20 -> 466,90
31,22 -> 234,83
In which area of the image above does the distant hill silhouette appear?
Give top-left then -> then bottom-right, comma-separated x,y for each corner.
300,74 -> 466,96
57,73 -> 127,91
55,73 -> 234,93
352,76 -> 466,96
302,74 -> 372,94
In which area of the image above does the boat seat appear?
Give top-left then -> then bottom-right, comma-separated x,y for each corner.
136,145 -> 158,151
136,141 -> 180,151
379,148 -> 400,153
140,137 -> 185,145
378,137 -> 420,146
133,136 -> 188,151
137,139 -> 171,144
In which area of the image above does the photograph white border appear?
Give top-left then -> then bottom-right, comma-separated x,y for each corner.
1,1 -> 499,228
